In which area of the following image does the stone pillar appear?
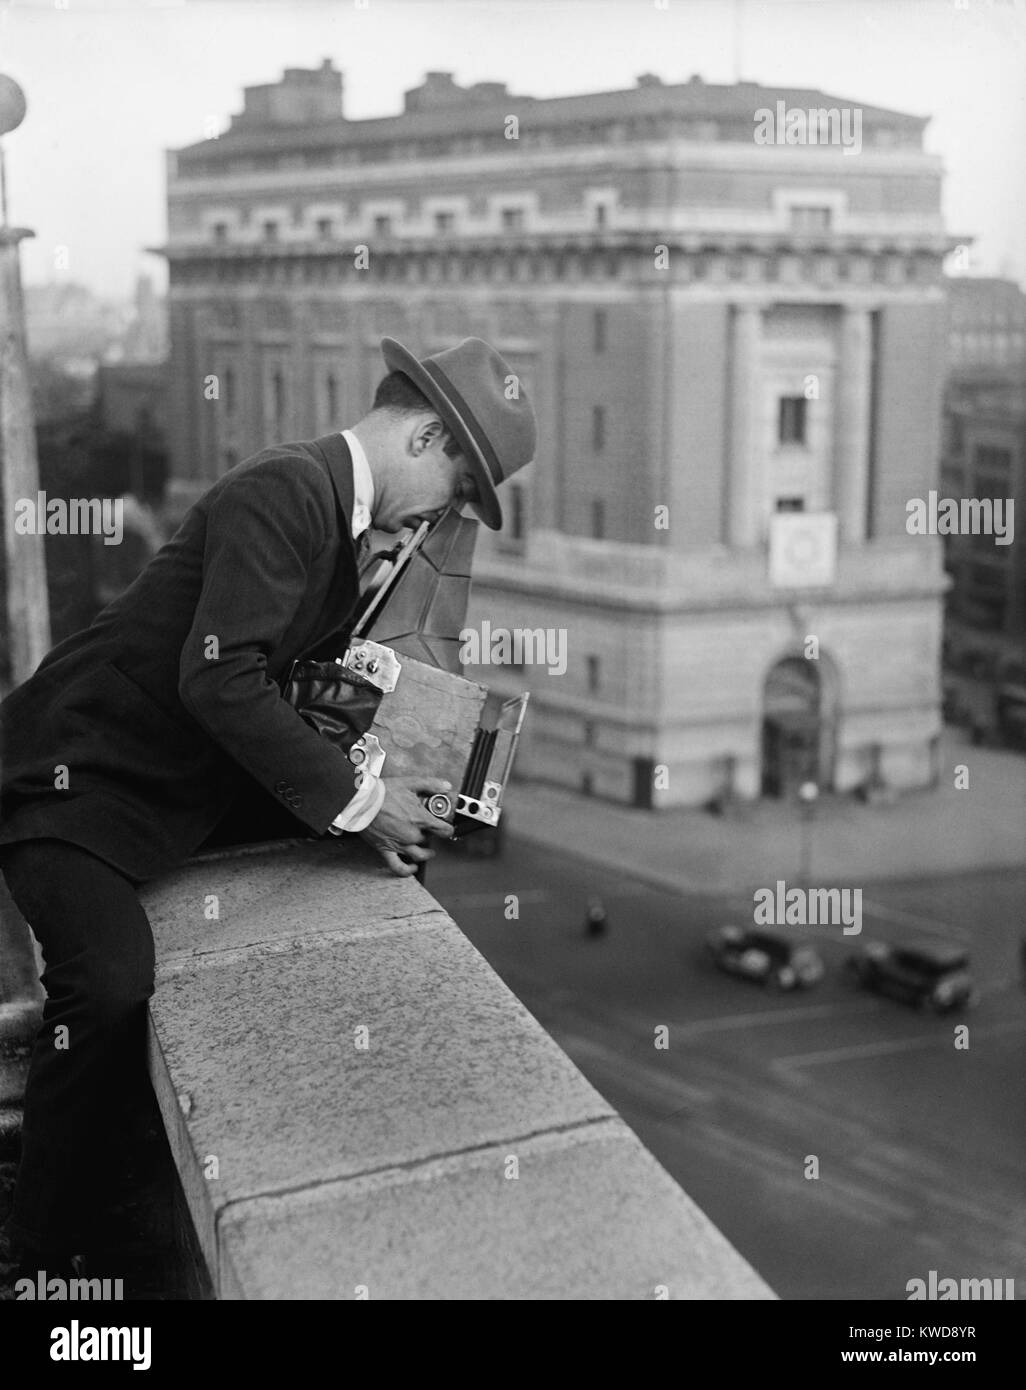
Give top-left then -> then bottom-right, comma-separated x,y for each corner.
727,303 -> 761,548
833,305 -> 872,544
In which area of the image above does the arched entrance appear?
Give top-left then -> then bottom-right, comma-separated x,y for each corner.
761,654 -> 837,798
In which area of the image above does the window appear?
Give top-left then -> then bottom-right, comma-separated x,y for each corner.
778,396 -> 807,445
434,211 -> 455,232
213,222 -> 229,244
594,309 -> 606,354
592,405 -> 605,451
591,499 -> 605,539
315,218 -> 333,239
263,220 -> 279,241
594,203 -> 608,229
970,562 -> 1006,592
974,445 -> 1011,477
224,367 -> 236,416
586,656 -> 601,694
509,483 -> 525,541
789,206 -> 832,233
373,215 -> 393,236
500,207 -> 525,232
775,497 -> 805,512
272,368 -> 286,423
326,373 -> 339,422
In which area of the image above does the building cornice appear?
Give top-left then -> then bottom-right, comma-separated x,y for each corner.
169,140 -> 944,198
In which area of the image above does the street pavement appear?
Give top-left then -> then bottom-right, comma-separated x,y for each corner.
427,793 -> 1026,1301
500,728 -> 1026,895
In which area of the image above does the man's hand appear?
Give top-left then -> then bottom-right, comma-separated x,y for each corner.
359,775 -> 455,877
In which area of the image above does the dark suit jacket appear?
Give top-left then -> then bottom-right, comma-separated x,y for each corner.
0,431 -> 367,882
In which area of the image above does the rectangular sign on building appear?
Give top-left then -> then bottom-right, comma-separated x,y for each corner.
768,511 -> 839,588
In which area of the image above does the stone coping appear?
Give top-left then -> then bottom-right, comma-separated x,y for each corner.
140,837 -> 775,1300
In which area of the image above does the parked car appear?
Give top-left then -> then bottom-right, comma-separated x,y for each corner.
706,926 -> 825,990
847,938 -> 976,1012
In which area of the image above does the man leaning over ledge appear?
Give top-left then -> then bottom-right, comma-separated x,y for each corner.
0,336 -> 536,1280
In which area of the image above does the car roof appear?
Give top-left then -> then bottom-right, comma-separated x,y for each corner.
744,929 -> 794,949
895,939 -> 969,968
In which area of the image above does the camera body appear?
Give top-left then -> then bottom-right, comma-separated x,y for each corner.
342,639 -> 528,840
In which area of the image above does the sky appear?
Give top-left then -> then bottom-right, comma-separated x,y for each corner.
0,0 -> 1023,301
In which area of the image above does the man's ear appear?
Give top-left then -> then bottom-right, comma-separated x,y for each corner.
410,415 -> 446,457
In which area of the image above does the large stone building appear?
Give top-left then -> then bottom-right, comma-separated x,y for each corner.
162,62 -> 956,806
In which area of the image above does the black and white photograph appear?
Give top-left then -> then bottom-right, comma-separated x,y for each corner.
0,0 -> 1023,1347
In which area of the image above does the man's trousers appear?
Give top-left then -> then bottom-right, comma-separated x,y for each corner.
0,838 -> 155,1255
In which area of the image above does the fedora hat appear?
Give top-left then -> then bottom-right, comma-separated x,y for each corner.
380,336 -> 536,530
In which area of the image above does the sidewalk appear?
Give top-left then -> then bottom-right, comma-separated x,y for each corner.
504,729 -> 1026,895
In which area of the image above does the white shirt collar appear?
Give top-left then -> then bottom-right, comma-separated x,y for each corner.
342,429 -> 374,538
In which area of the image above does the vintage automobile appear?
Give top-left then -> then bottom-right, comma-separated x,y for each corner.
705,925 -> 825,990
846,938 -> 976,1012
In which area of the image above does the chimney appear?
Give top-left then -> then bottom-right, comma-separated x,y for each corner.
233,60 -> 344,129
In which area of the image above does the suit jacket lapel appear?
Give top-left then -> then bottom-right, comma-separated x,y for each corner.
314,430 -> 356,536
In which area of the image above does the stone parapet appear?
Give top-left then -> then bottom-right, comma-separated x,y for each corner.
140,838 -> 775,1301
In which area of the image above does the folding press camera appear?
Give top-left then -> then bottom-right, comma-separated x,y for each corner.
337,510 -> 529,837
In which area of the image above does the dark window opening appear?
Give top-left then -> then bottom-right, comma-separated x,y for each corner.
775,496 -> 805,512
594,309 -> 606,353
789,206 -> 832,233
591,499 -> 605,539
510,483 -> 524,541
592,405 -> 605,451
586,656 -> 601,694
778,396 -> 807,445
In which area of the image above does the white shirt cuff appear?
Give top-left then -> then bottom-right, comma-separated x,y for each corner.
328,772 -> 386,835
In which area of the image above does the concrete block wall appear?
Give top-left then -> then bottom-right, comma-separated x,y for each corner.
140,837 -> 775,1300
